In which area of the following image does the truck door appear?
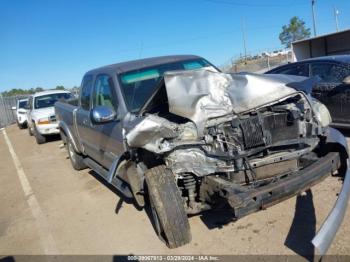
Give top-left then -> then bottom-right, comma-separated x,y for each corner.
75,75 -> 101,161
90,74 -> 124,168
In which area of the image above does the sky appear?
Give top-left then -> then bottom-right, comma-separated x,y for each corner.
1,0 -> 350,92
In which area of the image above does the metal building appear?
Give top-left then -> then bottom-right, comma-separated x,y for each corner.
292,29 -> 350,61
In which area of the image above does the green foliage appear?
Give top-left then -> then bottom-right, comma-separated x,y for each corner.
1,86 -> 66,97
279,16 -> 311,48
2,87 -> 42,97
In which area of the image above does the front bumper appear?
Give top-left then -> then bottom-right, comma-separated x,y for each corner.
206,152 -> 340,218
36,123 -> 60,135
17,115 -> 27,125
204,127 -> 350,256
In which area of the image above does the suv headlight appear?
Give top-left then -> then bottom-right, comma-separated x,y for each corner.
311,99 -> 332,128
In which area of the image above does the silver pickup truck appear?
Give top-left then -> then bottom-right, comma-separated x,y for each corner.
55,55 -> 350,253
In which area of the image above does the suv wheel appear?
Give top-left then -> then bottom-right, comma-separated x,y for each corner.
33,124 -> 46,144
28,124 -> 33,136
145,165 -> 191,248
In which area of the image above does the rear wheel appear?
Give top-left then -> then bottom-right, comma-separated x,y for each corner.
33,124 -> 46,144
145,165 -> 191,248
67,139 -> 87,170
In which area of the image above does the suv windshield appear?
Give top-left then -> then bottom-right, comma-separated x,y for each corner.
119,59 -> 213,112
18,100 -> 28,109
34,93 -> 71,109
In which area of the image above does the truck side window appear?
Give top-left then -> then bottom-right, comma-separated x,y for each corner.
93,75 -> 118,111
80,75 -> 93,110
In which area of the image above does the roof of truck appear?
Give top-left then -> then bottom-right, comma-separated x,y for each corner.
32,90 -> 70,98
85,55 -> 202,75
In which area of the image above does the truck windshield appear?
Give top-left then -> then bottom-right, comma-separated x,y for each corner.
119,59 -> 213,113
34,93 -> 71,109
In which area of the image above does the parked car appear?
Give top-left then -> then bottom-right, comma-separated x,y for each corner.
55,55 -> 349,253
266,55 -> 350,128
27,90 -> 72,144
12,98 -> 29,129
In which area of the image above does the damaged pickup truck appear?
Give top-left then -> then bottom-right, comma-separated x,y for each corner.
55,55 -> 350,253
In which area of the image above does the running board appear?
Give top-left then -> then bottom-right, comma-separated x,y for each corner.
83,158 -> 133,198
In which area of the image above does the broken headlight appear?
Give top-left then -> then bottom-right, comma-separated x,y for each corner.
311,99 -> 332,128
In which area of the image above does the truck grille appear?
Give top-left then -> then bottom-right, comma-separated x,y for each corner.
240,116 -> 265,149
49,115 -> 56,122
238,112 -> 299,150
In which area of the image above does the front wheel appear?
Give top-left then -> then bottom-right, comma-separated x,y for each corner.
33,124 -> 46,144
28,124 -> 33,136
145,165 -> 191,248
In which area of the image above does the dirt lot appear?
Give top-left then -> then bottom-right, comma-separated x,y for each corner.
1,125 -> 350,258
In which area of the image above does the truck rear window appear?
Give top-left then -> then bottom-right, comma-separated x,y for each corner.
119,58 -> 212,113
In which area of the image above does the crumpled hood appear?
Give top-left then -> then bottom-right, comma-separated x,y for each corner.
163,68 -> 317,134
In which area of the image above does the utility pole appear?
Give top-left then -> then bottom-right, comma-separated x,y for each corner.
311,0 -> 317,36
241,18 -> 247,63
334,6 -> 340,32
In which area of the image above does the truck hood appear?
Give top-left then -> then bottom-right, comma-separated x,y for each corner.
31,107 -> 55,119
142,68 -> 319,135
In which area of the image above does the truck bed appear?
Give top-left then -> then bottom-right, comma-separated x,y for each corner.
55,100 -> 79,149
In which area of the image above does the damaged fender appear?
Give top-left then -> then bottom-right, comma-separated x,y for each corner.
312,127 -> 350,255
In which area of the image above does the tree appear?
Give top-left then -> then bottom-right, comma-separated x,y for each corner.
35,87 -> 44,92
279,16 -> 311,48
55,85 -> 65,90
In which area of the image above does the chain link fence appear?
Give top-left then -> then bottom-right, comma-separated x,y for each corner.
0,95 -> 29,128
223,53 -> 292,74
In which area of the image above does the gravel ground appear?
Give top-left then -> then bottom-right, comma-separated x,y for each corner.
0,125 -> 349,259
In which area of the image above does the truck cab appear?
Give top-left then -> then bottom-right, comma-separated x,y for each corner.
68,55 -> 213,168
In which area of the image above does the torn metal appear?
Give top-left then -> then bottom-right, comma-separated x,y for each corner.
163,68 -> 317,135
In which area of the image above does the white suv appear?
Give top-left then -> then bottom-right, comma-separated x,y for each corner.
12,98 -> 29,129
27,90 -> 72,144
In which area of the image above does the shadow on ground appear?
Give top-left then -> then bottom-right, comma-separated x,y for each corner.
44,134 -> 61,143
198,191 -> 317,261
284,189 -> 316,261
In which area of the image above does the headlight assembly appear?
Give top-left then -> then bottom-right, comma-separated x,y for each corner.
312,99 -> 332,128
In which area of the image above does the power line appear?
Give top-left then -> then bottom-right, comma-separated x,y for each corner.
334,6 -> 340,32
311,0 -> 317,36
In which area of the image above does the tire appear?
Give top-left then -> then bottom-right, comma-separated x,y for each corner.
67,139 -> 87,170
28,124 -> 33,136
33,124 -> 46,144
145,165 -> 191,248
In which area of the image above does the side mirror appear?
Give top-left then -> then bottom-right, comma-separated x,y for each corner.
343,76 -> 350,85
91,105 -> 116,124
11,106 -> 16,110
